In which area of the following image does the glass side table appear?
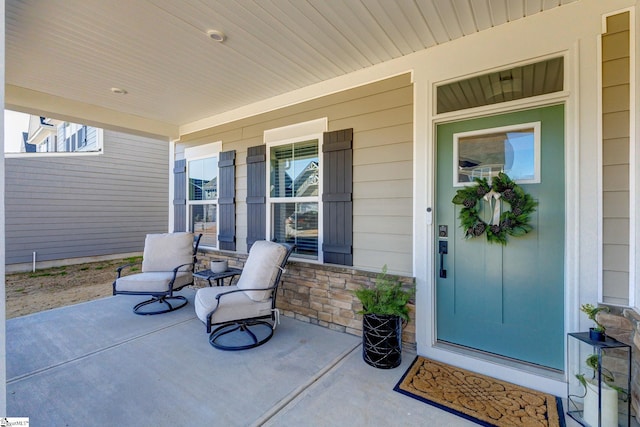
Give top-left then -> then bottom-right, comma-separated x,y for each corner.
567,332 -> 631,427
193,267 -> 243,287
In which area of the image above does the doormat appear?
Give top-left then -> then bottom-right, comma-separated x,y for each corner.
394,356 -> 565,427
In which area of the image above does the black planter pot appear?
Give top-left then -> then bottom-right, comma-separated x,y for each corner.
362,313 -> 402,369
589,327 -> 605,341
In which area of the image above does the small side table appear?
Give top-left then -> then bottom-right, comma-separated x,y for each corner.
567,332 -> 631,427
194,267 -> 243,287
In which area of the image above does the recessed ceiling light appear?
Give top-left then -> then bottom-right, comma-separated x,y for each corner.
110,87 -> 127,95
206,29 -> 226,42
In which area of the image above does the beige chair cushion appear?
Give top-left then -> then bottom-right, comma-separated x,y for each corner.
142,232 -> 194,273
236,241 -> 288,302
194,285 -> 273,324
115,271 -> 192,293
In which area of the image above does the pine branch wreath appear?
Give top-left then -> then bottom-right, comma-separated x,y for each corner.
451,172 -> 538,245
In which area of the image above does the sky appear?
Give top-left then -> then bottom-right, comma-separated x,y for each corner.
4,110 -> 30,153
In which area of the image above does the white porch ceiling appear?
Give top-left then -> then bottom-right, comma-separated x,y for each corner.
5,0 -> 578,134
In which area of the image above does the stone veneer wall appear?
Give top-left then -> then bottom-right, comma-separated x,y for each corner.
196,251 -> 417,350
597,307 -> 639,418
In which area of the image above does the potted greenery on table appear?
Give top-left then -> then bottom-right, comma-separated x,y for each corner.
580,303 -> 609,341
354,265 -> 414,369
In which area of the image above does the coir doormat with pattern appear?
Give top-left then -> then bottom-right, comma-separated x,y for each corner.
394,356 -> 565,427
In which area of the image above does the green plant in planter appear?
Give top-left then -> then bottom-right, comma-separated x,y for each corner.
575,354 -> 627,397
580,303 -> 609,334
355,265 -> 415,369
574,353 -> 627,427
354,265 -> 414,321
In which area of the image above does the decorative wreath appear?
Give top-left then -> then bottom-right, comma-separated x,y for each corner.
452,172 -> 538,245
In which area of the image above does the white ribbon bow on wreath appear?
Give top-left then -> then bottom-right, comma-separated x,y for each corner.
483,189 -> 502,226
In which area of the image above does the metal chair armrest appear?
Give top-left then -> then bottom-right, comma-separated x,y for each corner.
214,285 -> 274,301
115,262 -> 141,278
172,262 -> 194,273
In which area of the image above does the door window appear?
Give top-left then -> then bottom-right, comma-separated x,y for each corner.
453,122 -> 540,186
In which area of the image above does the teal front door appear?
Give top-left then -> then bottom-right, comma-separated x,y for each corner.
436,105 -> 565,370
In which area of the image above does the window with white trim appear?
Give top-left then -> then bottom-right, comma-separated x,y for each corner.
268,138 -> 321,260
264,119 -> 327,261
254,120 -> 352,265
186,147 -> 219,248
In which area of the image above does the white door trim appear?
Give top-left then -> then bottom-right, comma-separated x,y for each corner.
414,49 -> 579,397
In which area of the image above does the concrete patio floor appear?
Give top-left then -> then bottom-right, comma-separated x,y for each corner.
6,289 -> 577,426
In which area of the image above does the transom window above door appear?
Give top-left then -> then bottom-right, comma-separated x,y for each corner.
436,56 -> 564,114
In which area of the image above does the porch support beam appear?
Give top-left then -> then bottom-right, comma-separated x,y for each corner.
6,85 -> 178,140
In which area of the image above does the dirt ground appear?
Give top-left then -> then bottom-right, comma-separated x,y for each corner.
5,257 -> 142,319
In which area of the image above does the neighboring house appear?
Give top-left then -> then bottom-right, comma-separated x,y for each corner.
5,123 -> 170,271
25,116 -> 97,153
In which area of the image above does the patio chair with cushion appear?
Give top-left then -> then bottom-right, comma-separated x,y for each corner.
113,232 -> 202,315
194,240 -> 294,350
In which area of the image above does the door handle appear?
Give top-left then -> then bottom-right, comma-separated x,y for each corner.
438,241 -> 448,278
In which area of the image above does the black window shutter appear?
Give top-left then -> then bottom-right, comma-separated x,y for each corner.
246,145 -> 266,250
322,128 -> 353,266
218,150 -> 236,251
173,159 -> 187,232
